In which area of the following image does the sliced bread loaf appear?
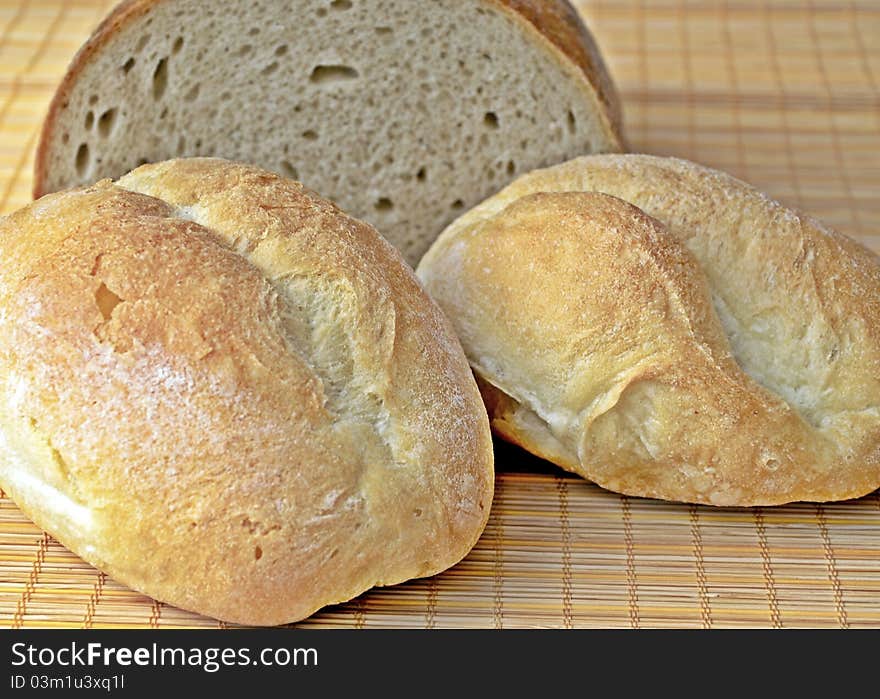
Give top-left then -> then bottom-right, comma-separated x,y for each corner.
34,0 -> 623,265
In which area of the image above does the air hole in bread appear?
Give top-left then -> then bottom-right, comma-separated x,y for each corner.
483,111 -> 499,129
254,546 -> 263,561
451,199 -> 464,211
301,129 -> 318,141
416,167 -> 427,182
375,26 -> 392,35
374,197 -> 393,213
75,143 -> 90,176
275,44 -> 288,56
61,132 -> 69,144
95,282 -> 123,321
159,107 -> 168,120
247,26 -> 259,36
184,83 -> 200,102
97,108 -> 117,138
413,508 -> 422,518
121,57 -> 135,74
84,111 -> 94,130
136,157 -> 149,167
235,44 -> 252,57
309,64 -> 360,85
567,109 -> 577,135
331,0 -> 353,9
135,34 -> 150,52
261,61 -> 279,76
152,58 -> 168,100
507,160 -> 516,175
171,36 -> 184,54
280,160 -> 299,180
177,135 -> 186,151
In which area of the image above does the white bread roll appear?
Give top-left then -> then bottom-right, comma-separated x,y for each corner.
0,158 -> 494,625
33,0 -> 623,266
418,154 -> 880,506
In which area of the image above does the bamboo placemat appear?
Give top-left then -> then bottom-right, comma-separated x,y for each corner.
0,0 -> 878,629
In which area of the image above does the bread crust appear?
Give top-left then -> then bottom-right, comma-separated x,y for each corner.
33,0 -> 623,198
34,0 -> 145,198
418,155 -> 880,506
491,1 -> 623,141
1,157 -> 494,625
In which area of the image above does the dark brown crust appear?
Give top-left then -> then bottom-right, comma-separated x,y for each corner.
33,0 -> 624,198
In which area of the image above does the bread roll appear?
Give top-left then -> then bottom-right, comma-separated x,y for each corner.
417,154 -> 880,506
0,158 -> 494,625
33,0 -> 623,266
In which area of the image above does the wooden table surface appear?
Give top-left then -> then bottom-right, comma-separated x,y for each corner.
0,0 -> 878,628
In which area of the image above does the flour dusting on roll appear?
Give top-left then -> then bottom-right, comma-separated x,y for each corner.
418,154 -> 880,506
0,158 -> 494,625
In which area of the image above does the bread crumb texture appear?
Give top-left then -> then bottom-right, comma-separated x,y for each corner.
35,0 -> 622,266
0,158 -> 493,625
418,154 -> 880,506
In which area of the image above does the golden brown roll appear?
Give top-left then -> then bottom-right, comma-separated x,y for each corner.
0,158 -> 494,625
417,154 -> 880,506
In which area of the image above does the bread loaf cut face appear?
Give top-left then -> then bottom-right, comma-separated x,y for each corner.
34,0 -> 623,266
418,155 -> 880,506
0,158 -> 494,625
